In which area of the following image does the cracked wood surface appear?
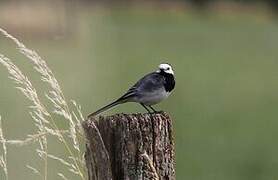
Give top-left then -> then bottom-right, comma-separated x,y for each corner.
83,112 -> 175,180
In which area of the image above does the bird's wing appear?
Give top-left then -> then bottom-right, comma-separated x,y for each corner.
119,72 -> 165,100
136,72 -> 165,93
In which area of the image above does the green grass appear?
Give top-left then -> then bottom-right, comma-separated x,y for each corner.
1,7 -> 278,180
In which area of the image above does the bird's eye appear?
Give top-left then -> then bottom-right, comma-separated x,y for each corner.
166,67 -> 170,70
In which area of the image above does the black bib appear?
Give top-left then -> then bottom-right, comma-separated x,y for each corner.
159,71 -> 175,92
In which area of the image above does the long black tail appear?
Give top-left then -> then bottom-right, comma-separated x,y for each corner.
88,99 -> 122,118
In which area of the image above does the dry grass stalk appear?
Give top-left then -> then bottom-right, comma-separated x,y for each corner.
26,165 -> 42,177
0,28 -> 86,179
0,116 -> 8,180
0,53 -> 49,179
0,28 -> 81,153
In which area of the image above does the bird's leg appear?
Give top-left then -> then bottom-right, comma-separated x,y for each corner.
149,105 -> 163,114
148,105 -> 158,114
142,104 -> 155,122
141,103 -> 152,114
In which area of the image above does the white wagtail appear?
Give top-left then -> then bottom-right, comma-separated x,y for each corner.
88,63 -> 175,117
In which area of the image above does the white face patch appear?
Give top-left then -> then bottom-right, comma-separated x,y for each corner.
157,63 -> 174,75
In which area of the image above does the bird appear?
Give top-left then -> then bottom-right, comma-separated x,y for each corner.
88,63 -> 175,117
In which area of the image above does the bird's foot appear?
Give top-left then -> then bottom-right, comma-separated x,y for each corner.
150,110 -> 163,114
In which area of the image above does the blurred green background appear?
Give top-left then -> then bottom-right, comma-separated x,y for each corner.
1,0 -> 278,179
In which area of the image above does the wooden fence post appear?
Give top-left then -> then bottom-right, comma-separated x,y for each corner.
82,112 -> 175,180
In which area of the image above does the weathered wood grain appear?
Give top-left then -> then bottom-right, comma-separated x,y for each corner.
83,112 -> 175,180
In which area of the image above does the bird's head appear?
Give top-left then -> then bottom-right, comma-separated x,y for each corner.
157,63 -> 174,75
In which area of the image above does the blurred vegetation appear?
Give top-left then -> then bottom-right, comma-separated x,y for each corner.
1,1 -> 278,180
81,0 -> 278,12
